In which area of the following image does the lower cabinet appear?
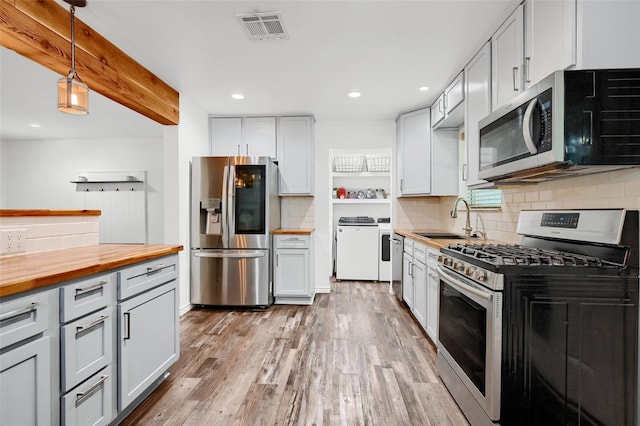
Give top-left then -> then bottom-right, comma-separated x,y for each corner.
401,240 -> 440,344
0,337 -> 51,426
425,248 -> 440,343
274,233 -> 314,304
117,258 -> 179,412
0,290 -> 53,426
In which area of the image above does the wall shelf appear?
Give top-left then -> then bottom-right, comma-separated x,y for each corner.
332,199 -> 390,204
332,172 -> 390,178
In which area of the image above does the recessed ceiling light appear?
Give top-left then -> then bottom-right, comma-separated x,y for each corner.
231,93 -> 244,100
29,123 -> 41,128
419,86 -> 429,92
348,91 -> 361,98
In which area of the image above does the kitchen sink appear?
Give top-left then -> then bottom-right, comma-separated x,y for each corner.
415,232 -> 468,239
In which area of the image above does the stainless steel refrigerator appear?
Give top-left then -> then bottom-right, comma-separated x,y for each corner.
190,156 -> 280,308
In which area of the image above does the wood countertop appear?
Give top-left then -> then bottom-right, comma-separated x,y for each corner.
0,244 -> 183,298
394,229 -> 504,250
272,229 -> 315,235
0,209 -> 101,217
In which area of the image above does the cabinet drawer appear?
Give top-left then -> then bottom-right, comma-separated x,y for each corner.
426,249 -> 440,267
403,238 -> 414,255
413,242 -> 427,265
61,307 -> 112,392
275,235 -> 310,249
118,255 -> 178,300
62,365 -> 113,426
0,291 -> 50,349
60,273 -> 113,323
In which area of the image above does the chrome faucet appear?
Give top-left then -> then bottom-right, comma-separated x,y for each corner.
451,197 -> 472,237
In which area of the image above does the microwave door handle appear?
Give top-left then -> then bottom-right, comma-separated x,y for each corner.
522,98 -> 539,155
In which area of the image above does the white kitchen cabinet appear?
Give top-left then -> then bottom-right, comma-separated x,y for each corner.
209,117 -> 242,156
402,251 -> 414,310
274,234 -> 314,304
412,242 -> 428,329
277,116 -> 315,195
491,4 -> 524,111
464,41 -> 492,188
434,72 -> 465,129
117,255 -> 179,411
0,337 -> 51,426
0,291 -> 53,426
242,117 -> 277,157
430,94 -> 445,128
397,108 -> 458,196
524,0 -> 576,89
209,116 -> 276,157
425,248 -> 440,343
396,108 -> 431,195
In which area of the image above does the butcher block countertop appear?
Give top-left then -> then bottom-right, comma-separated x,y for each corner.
394,229 -> 504,250
0,209 -> 101,217
0,244 -> 183,298
272,228 -> 314,235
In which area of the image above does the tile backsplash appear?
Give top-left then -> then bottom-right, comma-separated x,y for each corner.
280,197 -> 315,228
0,215 -> 99,257
443,168 -> 640,244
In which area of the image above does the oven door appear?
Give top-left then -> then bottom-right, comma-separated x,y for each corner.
437,265 -> 502,421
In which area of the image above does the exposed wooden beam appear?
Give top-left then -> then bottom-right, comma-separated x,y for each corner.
0,0 -> 179,125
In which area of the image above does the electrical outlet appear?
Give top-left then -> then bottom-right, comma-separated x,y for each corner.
0,229 -> 27,254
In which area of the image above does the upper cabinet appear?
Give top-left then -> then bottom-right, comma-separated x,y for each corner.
209,116 -> 276,157
397,108 -> 431,195
524,0 -> 576,89
491,4 -> 524,111
396,108 -> 458,196
464,42 -> 492,188
431,72 -> 465,129
277,116 -> 315,196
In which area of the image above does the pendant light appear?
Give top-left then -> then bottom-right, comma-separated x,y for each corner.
57,0 -> 89,114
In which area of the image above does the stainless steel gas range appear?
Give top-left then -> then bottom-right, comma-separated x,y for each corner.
436,209 -> 639,426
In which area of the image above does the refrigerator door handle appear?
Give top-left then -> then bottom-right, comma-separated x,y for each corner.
227,164 -> 236,241
193,250 -> 266,259
222,165 -> 229,247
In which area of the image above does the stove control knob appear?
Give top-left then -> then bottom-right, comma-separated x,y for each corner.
465,266 -> 475,276
443,257 -> 452,266
437,255 -> 443,263
453,262 -> 464,272
475,270 -> 488,282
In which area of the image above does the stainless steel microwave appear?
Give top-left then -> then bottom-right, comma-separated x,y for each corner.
478,68 -> 640,183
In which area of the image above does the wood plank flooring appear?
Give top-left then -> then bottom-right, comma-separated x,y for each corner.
122,281 -> 469,425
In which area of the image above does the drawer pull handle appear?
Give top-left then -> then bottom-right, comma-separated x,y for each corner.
76,315 -> 108,334
76,375 -> 108,405
75,280 -> 108,295
0,303 -> 38,322
146,264 -> 165,274
123,312 -> 131,340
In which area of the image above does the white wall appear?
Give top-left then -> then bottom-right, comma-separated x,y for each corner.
312,120 -> 396,292
0,137 -> 165,243
175,97 -> 210,313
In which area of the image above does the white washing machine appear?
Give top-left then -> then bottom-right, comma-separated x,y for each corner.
378,222 -> 391,281
336,221 -> 379,281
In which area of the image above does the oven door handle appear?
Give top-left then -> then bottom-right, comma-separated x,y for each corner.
437,267 -> 492,302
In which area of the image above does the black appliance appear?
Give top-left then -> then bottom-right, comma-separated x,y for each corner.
437,209 -> 639,426
478,68 -> 640,183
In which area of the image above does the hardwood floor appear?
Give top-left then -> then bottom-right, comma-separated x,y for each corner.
122,281 -> 469,425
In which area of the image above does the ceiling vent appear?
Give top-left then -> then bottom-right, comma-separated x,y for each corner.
237,12 -> 288,40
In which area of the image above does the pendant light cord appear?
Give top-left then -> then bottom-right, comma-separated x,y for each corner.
70,5 -> 76,78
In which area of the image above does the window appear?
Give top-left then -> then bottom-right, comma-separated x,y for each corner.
460,188 -> 502,208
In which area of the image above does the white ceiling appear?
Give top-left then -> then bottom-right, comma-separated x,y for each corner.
1,0 -> 518,141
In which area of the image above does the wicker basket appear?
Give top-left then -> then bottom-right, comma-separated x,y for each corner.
333,154 -> 365,172
365,155 -> 391,172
